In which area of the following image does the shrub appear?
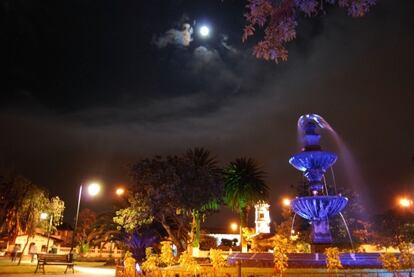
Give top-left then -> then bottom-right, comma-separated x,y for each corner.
324,247 -> 343,273
209,249 -> 226,270
273,235 -> 290,276
380,252 -> 400,274
178,251 -> 200,275
159,241 -> 175,266
141,247 -> 159,272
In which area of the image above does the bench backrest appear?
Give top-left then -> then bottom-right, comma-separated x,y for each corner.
38,254 -> 69,262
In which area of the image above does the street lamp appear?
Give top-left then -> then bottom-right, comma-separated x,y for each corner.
230,222 -> 238,232
40,212 -> 53,253
398,197 -> 413,208
69,182 -> 101,256
115,187 -> 125,197
282,197 -> 291,207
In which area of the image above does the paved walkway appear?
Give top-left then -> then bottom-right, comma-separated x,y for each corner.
0,266 -> 115,277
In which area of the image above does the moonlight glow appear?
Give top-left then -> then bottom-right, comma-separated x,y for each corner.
199,25 -> 210,37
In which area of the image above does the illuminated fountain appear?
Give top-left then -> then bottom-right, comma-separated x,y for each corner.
290,114 -> 348,251
228,114 -> 384,267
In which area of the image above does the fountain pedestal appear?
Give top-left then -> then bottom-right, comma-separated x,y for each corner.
312,219 -> 332,243
311,219 -> 332,252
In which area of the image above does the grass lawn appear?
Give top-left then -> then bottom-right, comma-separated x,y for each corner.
0,259 -> 112,274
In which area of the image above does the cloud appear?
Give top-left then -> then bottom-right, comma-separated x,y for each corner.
221,35 -> 238,54
152,23 -> 193,48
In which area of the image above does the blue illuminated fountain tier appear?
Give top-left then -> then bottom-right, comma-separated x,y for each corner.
289,114 -> 348,248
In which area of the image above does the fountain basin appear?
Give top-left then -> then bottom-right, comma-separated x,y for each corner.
289,151 -> 337,175
291,196 -> 348,221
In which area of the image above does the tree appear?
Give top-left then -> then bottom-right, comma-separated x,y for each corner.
0,175 -> 64,264
371,209 -> 414,248
86,212 -> 122,256
242,0 -> 376,62
115,155 -> 191,253
328,189 -> 373,248
0,176 -> 36,242
115,149 -> 223,254
181,147 -> 223,253
76,208 -> 97,254
223,157 -> 269,252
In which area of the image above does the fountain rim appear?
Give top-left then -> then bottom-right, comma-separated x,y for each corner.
292,195 -> 349,201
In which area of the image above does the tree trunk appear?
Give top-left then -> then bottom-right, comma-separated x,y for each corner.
18,235 -> 30,265
240,207 -> 247,253
191,211 -> 201,248
161,221 -> 186,253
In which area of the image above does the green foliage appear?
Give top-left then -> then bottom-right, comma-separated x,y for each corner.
324,247 -> 343,273
113,194 -> 154,233
159,241 -> 175,266
123,251 -> 137,277
178,251 -> 200,275
0,175 -> 64,265
76,208 -> 97,247
223,158 -> 268,212
141,247 -> 159,272
273,235 -> 290,275
379,252 -> 400,273
0,176 -> 47,241
398,242 -> 414,273
223,157 -> 268,251
209,248 -> 226,270
373,209 -> 414,247
78,242 -> 90,255
117,148 -> 223,253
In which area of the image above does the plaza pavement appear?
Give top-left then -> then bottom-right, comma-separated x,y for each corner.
0,266 -> 115,277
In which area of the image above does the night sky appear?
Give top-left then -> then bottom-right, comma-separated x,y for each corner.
1,0 -> 413,226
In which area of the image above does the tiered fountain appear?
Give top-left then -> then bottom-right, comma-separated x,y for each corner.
228,114 -> 383,268
289,114 -> 348,252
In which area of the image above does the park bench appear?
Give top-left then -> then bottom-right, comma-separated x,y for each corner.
34,254 -> 75,274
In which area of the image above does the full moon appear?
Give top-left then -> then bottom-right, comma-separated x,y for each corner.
199,25 -> 210,37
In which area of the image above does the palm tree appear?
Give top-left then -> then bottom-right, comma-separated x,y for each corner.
223,157 -> 268,252
182,147 -> 222,255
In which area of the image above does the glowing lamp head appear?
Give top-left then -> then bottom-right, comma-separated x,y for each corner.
282,198 -> 291,207
87,183 -> 101,196
199,25 -> 210,37
116,187 -> 125,196
230,222 -> 238,232
40,212 -> 48,220
399,197 -> 413,208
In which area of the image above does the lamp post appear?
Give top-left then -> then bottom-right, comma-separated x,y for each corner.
69,182 -> 101,258
40,212 -> 53,253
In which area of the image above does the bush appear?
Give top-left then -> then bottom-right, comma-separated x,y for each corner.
200,235 -> 217,250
